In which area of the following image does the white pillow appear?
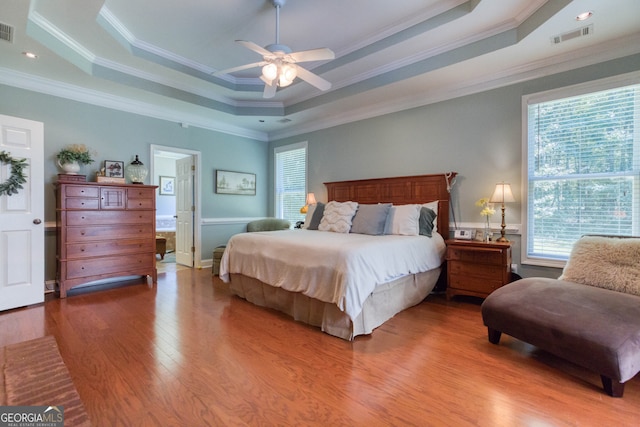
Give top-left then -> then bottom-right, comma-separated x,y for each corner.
385,204 -> 421,236
318,201 -> 359,233
422,201 -> 439,232
302,203 -> 316,229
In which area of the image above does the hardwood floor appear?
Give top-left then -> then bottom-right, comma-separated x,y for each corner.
1,269 -> 638,426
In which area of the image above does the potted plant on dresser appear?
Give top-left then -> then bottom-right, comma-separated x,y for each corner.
56,144 -> 95,175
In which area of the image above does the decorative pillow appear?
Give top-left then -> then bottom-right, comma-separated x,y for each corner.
306,203 -> 325,230
350,203 -> 392,235
318,201 -> 358,233
559,236 -> 640,296
418,207 -> 437,237
422,201 -> 439,232
384,204 -> 421,236
302,203 -> 316,229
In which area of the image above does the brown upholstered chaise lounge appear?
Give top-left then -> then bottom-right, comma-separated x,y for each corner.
481,236 -> 640,397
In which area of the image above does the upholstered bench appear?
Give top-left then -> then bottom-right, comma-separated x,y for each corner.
482,278 -> 640,397
212,246 -> 226,276
156,237 -> 167,260
481,236 -> 640,397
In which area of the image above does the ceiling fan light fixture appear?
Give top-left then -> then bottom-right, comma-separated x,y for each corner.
279,64 -> 297,87
218,0 -> 334,97
262,63 -> 278,81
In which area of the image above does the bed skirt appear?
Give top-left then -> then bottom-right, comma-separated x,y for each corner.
228,268 -> 441,340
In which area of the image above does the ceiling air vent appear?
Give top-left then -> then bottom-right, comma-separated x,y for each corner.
0,22 -> 14,43
551,24 -> 593,44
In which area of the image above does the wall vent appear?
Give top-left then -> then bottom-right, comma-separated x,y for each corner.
551,24 -> 593,44
0,22 -> 14,43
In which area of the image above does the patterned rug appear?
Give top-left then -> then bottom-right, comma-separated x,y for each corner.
0,335 -> 90,426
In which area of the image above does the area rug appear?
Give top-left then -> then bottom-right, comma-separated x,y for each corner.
0,335 -> 91,426
160,251 -> 176,263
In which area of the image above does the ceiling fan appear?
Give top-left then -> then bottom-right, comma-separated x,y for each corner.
214,0 -> 335,98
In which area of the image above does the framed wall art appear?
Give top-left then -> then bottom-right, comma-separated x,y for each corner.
215,170 -> 256,195
159,176 -> 175,195
104,160 -> 124,178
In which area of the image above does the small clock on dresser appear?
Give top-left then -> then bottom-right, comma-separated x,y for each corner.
445,239 -> 512,300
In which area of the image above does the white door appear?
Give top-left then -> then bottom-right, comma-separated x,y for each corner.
0,114 -> 44,311
175,155 -> 194,267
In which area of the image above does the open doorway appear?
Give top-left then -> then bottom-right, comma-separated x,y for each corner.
150,144 -> 202,270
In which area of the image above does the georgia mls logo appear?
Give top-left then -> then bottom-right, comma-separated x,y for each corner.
0,405 -> 64,427
44,406 -> 63,416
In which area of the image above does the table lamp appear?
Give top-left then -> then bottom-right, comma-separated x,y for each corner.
489,183 -> 515,242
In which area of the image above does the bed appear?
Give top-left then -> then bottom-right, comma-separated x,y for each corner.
220,173 -> 456,340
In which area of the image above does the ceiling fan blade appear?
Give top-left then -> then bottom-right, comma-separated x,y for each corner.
289,48 -> 335,63
236,40 -> 272,57
263,81 -> 277,99
213,61 -> 265,76
294,65 -> 332,91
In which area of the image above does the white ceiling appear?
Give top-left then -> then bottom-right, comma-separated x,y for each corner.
1,0 -> 639,141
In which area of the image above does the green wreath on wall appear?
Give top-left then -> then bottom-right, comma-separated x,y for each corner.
0,151 -> 28,196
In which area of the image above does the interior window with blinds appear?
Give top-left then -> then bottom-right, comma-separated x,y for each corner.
274,142 -> 307,224
524,81 -> 639,263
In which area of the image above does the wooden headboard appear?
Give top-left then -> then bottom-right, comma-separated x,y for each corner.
324,173 -> 456,236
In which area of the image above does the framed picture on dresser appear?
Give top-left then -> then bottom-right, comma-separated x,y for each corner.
104,160 -> 124,178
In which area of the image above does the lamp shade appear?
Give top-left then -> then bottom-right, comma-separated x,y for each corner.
489,183 -> 515,204
300,193 -> 317,214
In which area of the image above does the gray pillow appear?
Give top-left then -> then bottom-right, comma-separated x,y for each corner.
419,206 -> 437,237
350,204 -> 392,235
307,203 -> 325,230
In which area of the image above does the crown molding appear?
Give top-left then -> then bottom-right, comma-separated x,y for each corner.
0,68 -> 268,141
268,34 -> 640,141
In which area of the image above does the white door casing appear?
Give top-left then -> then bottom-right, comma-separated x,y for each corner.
175,155 -> 194,267
0,114 -> 44,311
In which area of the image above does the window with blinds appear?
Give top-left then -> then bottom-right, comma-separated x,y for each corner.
274,142 -> 307,224
524,81 -> 639,263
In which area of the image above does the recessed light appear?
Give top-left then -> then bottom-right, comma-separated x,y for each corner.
22,51 -> 38,59
576,11 -> 593,21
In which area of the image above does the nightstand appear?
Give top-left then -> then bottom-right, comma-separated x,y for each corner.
445,239 -> 512,300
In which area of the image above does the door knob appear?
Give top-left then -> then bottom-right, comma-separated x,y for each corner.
33,218 -> 42,224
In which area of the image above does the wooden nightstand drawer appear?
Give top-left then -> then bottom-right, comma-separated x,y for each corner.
449,261 -> 505,279
448,247 -> 504,265
445,240 -> 512,300
449,275 -> 502,294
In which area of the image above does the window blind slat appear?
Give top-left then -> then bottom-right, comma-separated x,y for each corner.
526,84 -> 639,260
275,144 -> 307,224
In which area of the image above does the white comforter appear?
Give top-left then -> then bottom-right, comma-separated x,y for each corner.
219,230 -> 446,321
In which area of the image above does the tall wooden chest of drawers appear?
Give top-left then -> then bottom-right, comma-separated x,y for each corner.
55,181 -> 157,298
445,240 -> 512,300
